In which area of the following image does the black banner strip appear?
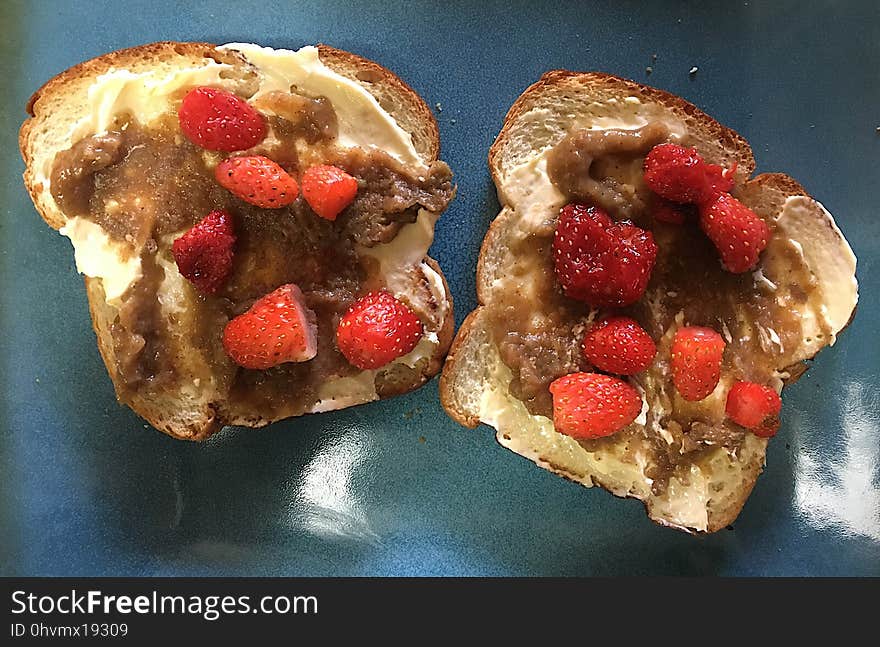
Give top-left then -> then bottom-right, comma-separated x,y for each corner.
2,578 -> 874,640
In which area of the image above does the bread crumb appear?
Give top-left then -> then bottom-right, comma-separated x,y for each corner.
35,377 -> 40,384
688,66 -> 699,76
418,436 -> 426,444
651,53 -> 658,62
450,118 -> 457,125
435,102 -> 442,113
646,66 -> 653,75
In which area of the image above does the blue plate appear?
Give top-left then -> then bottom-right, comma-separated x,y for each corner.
1,0 -> 878,576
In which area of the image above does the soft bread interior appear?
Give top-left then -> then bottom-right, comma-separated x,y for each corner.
21,42 -> 454,440
489,71 -> 756,190
22,43 -> 254,231
441,72 -> 857,532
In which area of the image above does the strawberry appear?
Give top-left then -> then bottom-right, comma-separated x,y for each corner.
552,203 -> 657,308
582,316 -> 657,375
726,381 -> 782,438
549,372 -> 642,440
222,284 -> 317,370
336,291 -> 423,370
302,165 -> 359,221
670,326 -> 726,401
172,209 -> 236,294
215,155 -> 299,208
699,193 -> 770,273
643,143 -> 734,204
178,87 -> 266,152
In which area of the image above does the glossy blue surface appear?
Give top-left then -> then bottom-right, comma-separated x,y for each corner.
1,0 -> 878,576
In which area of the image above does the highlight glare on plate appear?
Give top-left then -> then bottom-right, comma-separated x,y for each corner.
794,381 -> 880,542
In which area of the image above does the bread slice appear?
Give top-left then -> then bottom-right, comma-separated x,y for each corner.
20,42 -> 455,440
440,71 -> 858,532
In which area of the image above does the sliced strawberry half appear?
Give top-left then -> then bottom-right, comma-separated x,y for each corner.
670,325 -> 726,401
699,193 -> 771,273
643,142 -> 735,204
302,164 -> 359,221
582,316 -> 657,375
215,155 -> 299,209
222,284 -> 317,370
336,291 -> 423,370
172,209 -> 236,294
549,372 -> 642,440
726,381 -> 782,438
178,87 -> 266,152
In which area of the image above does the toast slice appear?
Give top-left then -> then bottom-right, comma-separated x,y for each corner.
20,42 -> 455,440
440,71 -> 858,532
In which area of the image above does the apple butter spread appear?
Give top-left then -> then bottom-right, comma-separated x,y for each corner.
492,122 -> 820,494
49,91 -> 454,417
546,122 -> 670,218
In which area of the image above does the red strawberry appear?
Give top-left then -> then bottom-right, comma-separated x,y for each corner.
222,284 -> 317,370
336,291 -> 424,370
178,87 -> 266,152
644,143 -> 734,204
699,193 -> 770,273
552,203 -> 657,308
726,381 -> 782,438
549,372 -> 642,440
302,165 -> 359,221
650,197 -> 688,225
670,326 -> 726,401
215,155 -> 299,208
172,209 -> 236,294
582,316 -> 657,375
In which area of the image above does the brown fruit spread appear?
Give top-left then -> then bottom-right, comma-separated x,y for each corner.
546,122 -> 670,218
492,122 -> 820,493
50,91 -> 454,418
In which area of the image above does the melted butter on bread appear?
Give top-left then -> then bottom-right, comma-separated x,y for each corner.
58,216 -> 141,304
220,44 -> 423,168
773,196 -> 858,345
